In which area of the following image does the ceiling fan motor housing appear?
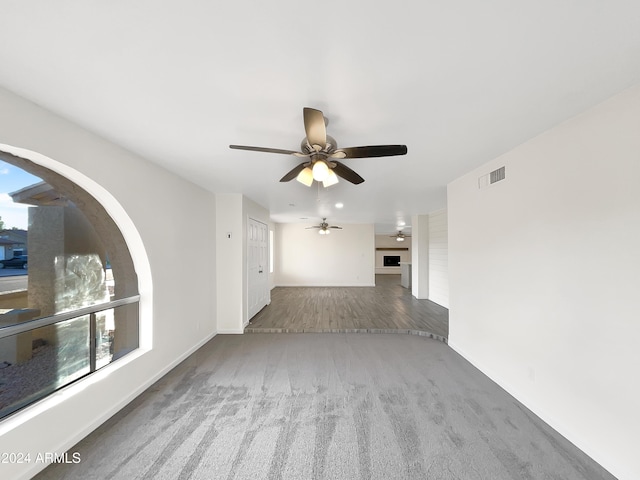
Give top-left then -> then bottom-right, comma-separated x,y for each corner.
301,135 -> 338,155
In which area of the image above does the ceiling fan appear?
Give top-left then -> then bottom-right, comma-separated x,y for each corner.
306,218 -> 342,235
230,107 -> 407,187
390,231 -> 411,242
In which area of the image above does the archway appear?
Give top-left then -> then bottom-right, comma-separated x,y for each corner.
0,147 -> 149,418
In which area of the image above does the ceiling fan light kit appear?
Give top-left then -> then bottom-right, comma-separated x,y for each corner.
312,160 -> 330,181
296,167 -> 314,186
230,107 -> 407,187
322,169 -> 339,187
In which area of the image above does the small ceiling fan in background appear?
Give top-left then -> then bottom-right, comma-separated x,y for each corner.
390,231 -> 411,242
230,107 -> 407,187
306,218 -> 342,235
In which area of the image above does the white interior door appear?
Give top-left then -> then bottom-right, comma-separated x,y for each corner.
247,218 -> 269,320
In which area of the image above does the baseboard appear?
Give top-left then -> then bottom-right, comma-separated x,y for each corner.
217,328 -> 245,334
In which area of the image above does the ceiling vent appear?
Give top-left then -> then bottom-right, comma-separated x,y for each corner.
478,166 -> 506,189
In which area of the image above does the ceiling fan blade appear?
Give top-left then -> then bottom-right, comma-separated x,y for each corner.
230,145 -> 300,155
336,145 -> 408,159
332,161 -> 365,185
305,226 -> 321,229
279,162 -> 308,182
329,226 -> 343,229
303,107 -> 327,151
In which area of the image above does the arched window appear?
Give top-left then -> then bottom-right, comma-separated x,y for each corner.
0,151 -> 139,419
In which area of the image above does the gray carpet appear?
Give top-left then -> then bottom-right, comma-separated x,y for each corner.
37,334 -> 615,479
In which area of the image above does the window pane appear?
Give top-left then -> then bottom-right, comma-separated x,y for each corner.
95,303 -> 139,370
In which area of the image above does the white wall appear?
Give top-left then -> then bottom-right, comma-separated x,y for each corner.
275,222 -> 375,286
428,209 -> 449,308
448,84 -> 640,480
411,214 -> 430,299
404,210 -> 449,307
374,234 -> 411,274
216,193 -> 269,333
0,86 -> 217,479
215,194 -> 271,333
215,193 -> 243,333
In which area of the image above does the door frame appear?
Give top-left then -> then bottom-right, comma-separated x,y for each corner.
246,216 -> 270,323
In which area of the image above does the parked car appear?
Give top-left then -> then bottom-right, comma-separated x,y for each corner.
0,255 -> 28,269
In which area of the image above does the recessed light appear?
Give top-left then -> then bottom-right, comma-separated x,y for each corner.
335,202 -> 344,209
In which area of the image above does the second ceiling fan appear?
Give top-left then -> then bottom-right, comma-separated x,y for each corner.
306,218 -> 342,235
230,107 -> 407,187
390,231 -> 411,242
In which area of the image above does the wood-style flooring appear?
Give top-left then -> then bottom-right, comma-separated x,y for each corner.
246,274 -> 449,341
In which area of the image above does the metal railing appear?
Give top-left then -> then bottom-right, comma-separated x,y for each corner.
0,296 -> 140,339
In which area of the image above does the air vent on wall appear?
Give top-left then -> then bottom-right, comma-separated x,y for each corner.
490,166 -> 505,183
478,166 -> 506,189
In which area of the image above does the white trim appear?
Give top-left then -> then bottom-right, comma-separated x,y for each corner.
217,328 -> 245,334
246,216 -> 269,321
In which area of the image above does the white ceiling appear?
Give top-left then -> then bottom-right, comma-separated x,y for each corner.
1,1 -> 639,233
